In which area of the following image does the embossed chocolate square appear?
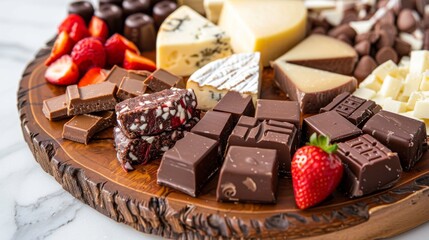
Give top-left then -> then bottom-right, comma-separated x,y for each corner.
255,99 -> 300,129
157,132 -> 219,197
303,111 -> 362,143
320,92 -> 381,127
362,110 -> 427,171
216,146 -> 278,203
337,134 -> 402,198
213,91 -> 255,124
227,116 -> 298,174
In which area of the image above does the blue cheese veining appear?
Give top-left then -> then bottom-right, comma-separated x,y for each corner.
156,6 -> 232,76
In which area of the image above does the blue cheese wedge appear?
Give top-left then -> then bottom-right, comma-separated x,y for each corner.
156,6 -> 232,76
186,52 -> 262,110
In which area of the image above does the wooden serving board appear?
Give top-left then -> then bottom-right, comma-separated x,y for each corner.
18,40 -> 429,239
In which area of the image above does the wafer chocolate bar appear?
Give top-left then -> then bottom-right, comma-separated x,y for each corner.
42,94 -> 68,121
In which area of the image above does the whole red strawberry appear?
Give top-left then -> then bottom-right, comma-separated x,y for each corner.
71,37 -> 106,74
291,133 -> 343,210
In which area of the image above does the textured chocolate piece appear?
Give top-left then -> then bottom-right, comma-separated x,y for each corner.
213,91 -> 255,124
255,99 -> 300,129
337,134 -> 402,198
63,111 -> 115,144
363,110 -> 428,171
122,0 -> 151,17
117,77 -> 147,101
42,94 -> 68,121
153,0 -> 178,28
157,132 -> 219,197
124,13 -> 156,51
65,82 -> 118,115
303,111 -> 362,143
116,88 -> 197,138
95,4 -> 123,34
191,111 -> 233,161
106,65 -> 148,86
68,1 -> 95,24
216,146 -> 278,203
144,68 -> 181,92
228,116 -> 298,174
320,92 -> 381,127
114,117 -> 198,171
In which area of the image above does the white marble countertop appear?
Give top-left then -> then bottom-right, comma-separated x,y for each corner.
1,0 -> 429,239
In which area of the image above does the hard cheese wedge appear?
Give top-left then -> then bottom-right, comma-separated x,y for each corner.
187,52 -> 261,110
218,0 -> 307,66
273,62 -> 357,114
156,6 -> 232,76
276,34 -> 358,75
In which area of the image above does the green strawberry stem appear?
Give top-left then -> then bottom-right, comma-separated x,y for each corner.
308,133 -> 338,154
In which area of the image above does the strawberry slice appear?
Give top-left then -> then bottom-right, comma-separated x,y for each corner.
105,33 -> 140,67
45,31 -> 74,66
71,37 -> 106,74
291,134 -> 343,210
78,67 -> 108,87
123,50 -> 156,71
89,16 -> 109,43
68,21 -> 90,43
58,14 -> 86,33
45,55 -> 79,86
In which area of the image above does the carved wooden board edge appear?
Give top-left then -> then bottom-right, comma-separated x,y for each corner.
16,39 -> 429,239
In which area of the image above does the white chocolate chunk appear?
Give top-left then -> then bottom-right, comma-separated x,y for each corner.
398,56 -> 410,67
372,60 -> 398,81
378,75 -> 402,98
402,73 -> 422,97
359,74 -> 382,91
353,87 -> 376,99
420,71 -> 429,91
371,94 -> 387,106
321,9 -> 344,27
382,98 -> 406,113
409,50 -> 429,74
406,91 -> 429,110
414,100 -> 429,118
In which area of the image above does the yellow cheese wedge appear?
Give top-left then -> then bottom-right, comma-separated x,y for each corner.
218,0 -> 307,66
276,34 -> 358,75
272,62 -> 357,114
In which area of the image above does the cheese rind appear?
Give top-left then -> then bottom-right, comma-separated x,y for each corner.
218,0 -> 307,66
276,34 -> 358,75
273,61 -> 357,114
156,6 -> 232,76
187,52 -> 261,110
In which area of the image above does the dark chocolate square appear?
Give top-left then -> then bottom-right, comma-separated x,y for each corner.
336,134 -> 402,197
145,68 -> 181,92
255,99 -> 300,129
303,111 -> 362,143
362,110 -> 427,171
216,146 -> 278,203
157,132 -> 219,197
213,91 -> 255,124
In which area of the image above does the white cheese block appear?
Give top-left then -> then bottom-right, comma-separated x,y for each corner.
378,75 -> 402,98
402,73 -> 422,97
382,98 -> 406,113
420,71 -> 429,91
218,0 -> 307,66
353,87 -> 376,99
156,6 -> 232,76
186,52 -> 261,110
414,100 -> 429,118
409,50 -> 429,74
204,0 -> 224,23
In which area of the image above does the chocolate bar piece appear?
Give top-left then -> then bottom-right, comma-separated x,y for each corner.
63,111 -> 116,144
190,111 -> 234,161
362,110 -> 427,171
116,88 -> 197,138
303,111 -> 362,143
144,68 -> 181,92
228,116 -> 298,174
320,92 -> 381,127
106,65 -> 150,86
117,77 -> 148,101
42,94 -> 68,121
217,146 -> 278,203
66,82 -> 118,115
213,91 -> 255,124
336,134 -> 402,197
114,117 -> 198,171
157,132 -> 219,197
255,99 -> 300,129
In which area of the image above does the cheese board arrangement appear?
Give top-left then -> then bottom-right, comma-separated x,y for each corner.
17,0 -> 429,239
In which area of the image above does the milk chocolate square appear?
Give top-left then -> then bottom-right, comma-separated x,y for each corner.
145,68 -> 181,92
303,111 -> 362,143
117,77 -> 148,101
213,91 -> 255,124
42,94 -> 68,121
255,99 -> 300,129
216,146 -> 278,203
362,110 -> 427,171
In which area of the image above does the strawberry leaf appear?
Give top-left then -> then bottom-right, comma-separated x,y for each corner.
308,133 -> 338,154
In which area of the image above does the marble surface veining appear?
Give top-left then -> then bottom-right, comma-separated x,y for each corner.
0,0 -> 428,239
